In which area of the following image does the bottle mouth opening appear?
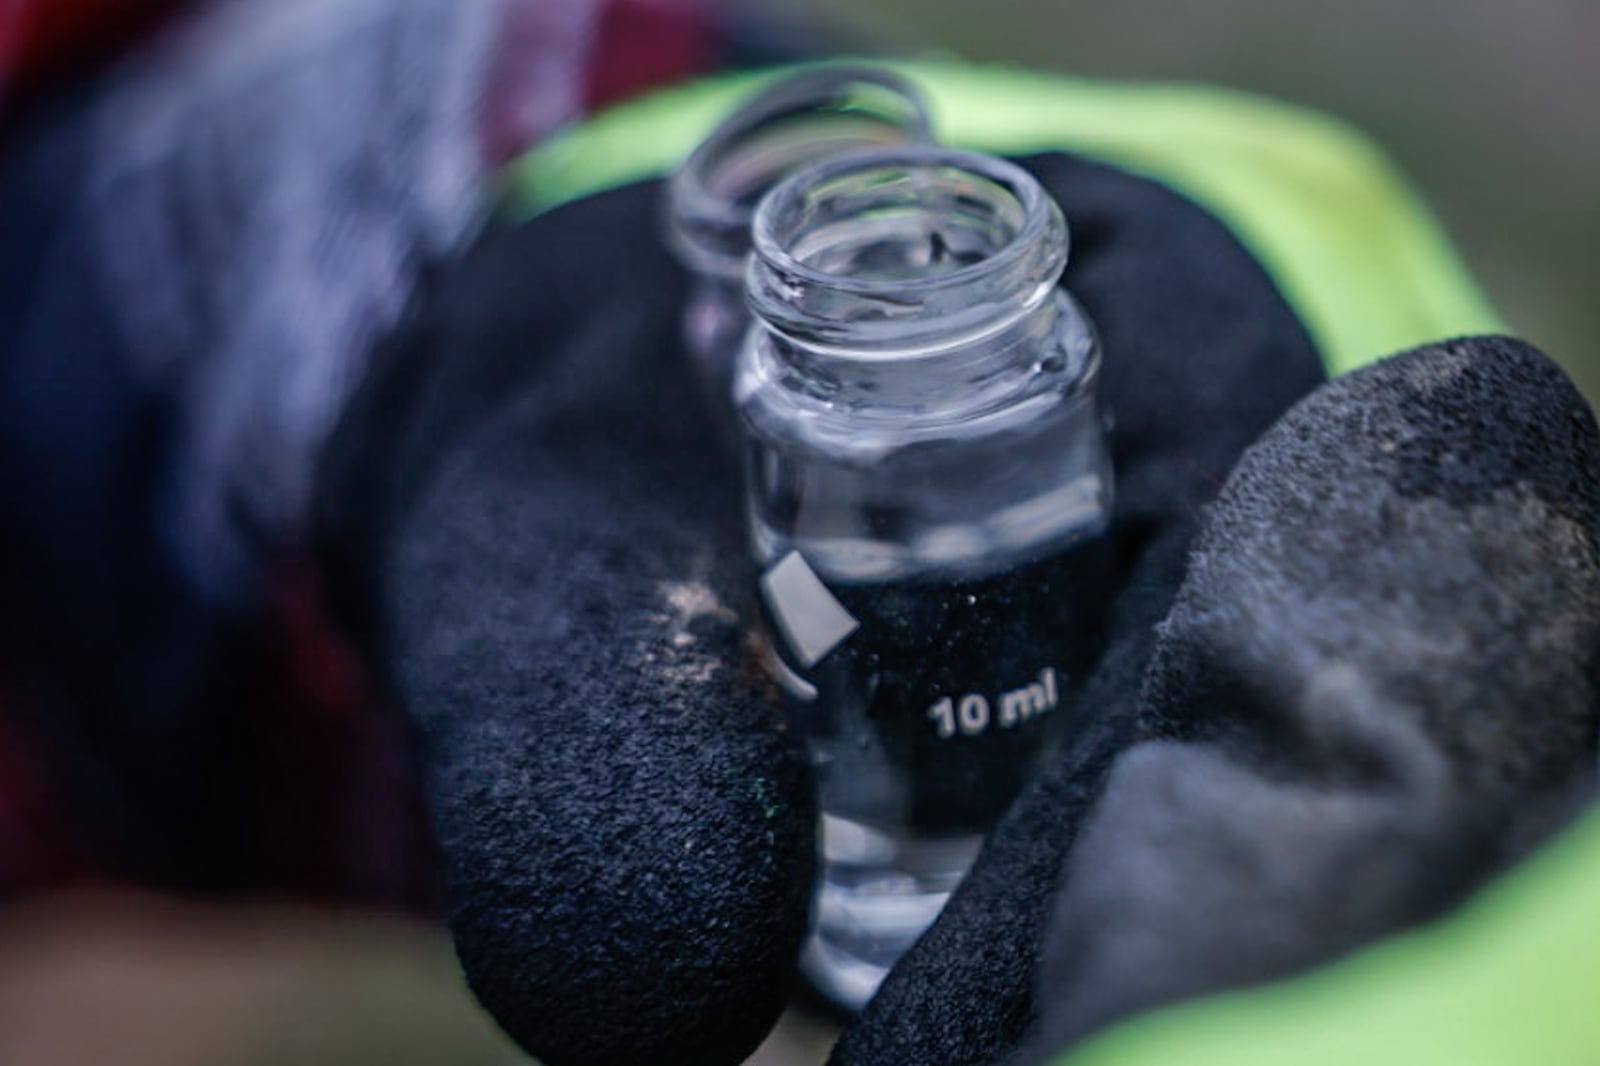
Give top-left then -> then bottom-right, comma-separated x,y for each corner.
666,66 -> 934,276
748,148 -> 1068,348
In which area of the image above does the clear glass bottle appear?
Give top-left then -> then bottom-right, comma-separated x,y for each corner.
664,66 -> 933,435
736,147 -> 1115,1009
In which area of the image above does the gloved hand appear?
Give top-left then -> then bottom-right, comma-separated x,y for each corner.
314,95 -> 1600,1066
849,333 -> 1600,1066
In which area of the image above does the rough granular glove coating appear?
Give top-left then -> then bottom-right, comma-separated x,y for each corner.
320,185 -> 815,1066
1025,337 -> 1600,1059
830,151 -> 1326,1066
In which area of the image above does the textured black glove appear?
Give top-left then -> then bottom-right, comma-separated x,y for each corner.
847,336 -> 1600,1066
318,151 -> 1599,1066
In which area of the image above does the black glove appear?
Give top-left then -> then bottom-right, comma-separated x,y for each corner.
318,147 -> 1314,1063
317,151 -> 1600,1066
847,334 -> 1600,1066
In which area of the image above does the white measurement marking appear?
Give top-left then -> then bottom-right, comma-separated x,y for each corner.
958,693 -> 990,734
927,667 -> 1061,740
760,552 -> 860,669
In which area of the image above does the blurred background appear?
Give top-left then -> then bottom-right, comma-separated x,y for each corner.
2,2 -> 1596,1065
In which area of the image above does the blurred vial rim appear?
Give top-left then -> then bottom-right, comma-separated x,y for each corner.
664,65 -> 935,281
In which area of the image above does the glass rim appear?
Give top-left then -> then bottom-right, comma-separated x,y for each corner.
748,146 -> 1065,302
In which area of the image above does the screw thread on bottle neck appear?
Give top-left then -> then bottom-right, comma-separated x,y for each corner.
744,147 -> 1080,413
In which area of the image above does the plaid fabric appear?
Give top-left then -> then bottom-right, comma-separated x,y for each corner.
0,0 -> 718,903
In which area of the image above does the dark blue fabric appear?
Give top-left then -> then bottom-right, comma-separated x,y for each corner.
0,86 -> 251,890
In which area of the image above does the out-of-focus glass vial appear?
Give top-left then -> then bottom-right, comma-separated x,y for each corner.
664,66 -> 932,434
736,147 -> 1115,1009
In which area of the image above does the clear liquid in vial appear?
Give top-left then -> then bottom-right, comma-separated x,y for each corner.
759,531 -> 1114,1009
737,145 -> 1112,1009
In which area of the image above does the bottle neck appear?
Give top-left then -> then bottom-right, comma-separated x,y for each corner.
751,290 -> 1071,414
743,148 -> 1074,414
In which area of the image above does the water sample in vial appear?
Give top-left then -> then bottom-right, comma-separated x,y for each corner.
737,146 -> 1116,1009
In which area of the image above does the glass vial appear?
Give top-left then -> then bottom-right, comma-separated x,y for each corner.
664,66 -> 933,436
736,148 -> 1115,1009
